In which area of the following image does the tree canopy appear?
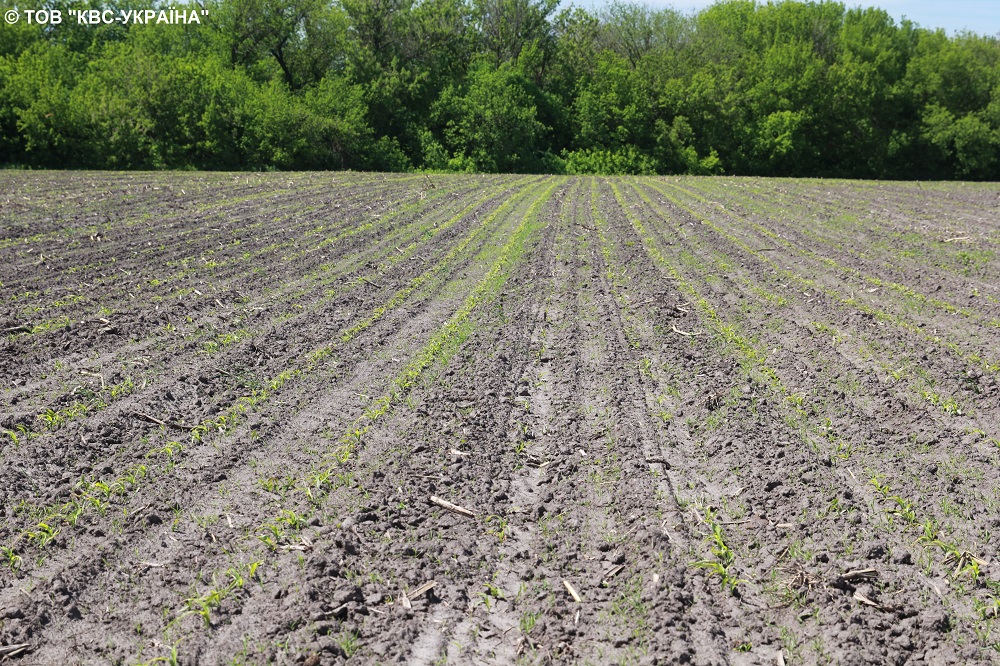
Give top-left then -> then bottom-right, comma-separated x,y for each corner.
1,0 -> 998,178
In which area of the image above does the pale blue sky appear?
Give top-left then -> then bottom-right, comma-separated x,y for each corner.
567,0 -> 1000,37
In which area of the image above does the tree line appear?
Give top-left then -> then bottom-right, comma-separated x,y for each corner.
1,0 -> 998,178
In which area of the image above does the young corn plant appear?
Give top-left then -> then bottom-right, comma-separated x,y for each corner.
691,509 -> 745,595
27,522 -> 60,548
2,546 -> 22,573
174,566 -> 250,629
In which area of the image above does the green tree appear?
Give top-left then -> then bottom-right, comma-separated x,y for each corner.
435,60 -> 547,172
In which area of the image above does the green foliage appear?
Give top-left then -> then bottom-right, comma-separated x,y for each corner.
922,104 -> 999,178
1,42 -> 88,165
0,0 -> 997,178
434,60 -> 549,172
562,146 -> 656,175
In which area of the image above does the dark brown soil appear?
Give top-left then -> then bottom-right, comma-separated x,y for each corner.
2,173 -> 1000,665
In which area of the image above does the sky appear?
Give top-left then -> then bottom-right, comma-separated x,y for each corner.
567,0 -> 1000,37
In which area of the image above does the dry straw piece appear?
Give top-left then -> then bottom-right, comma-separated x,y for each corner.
429,495 -> 476,518
563,580 -> 582,603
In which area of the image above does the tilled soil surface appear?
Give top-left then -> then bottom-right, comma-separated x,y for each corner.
2,173 -> 1000,665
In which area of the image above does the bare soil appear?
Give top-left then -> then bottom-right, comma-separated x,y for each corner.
2,173 -> 1000,665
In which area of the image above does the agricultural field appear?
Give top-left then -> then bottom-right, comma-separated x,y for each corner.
1,172 -> 1000,665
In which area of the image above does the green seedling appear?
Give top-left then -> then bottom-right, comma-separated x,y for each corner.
520,610 -> 540,635
336,631 -> 361,657
887,496 -> 917,526
868,473 -> 891,497
27,522 -> 59,548
691,509 -> 745,595
1,546 -> 22,572
484,515 -> 511,542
